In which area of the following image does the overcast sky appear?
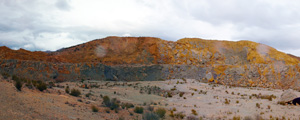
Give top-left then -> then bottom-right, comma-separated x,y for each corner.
1,0 -> 300,56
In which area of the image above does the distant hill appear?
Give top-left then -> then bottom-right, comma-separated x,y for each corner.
1,36 -> 300,89
1,36 -> 299,65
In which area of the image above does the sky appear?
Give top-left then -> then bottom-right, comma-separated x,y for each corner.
1,0 -> 300,56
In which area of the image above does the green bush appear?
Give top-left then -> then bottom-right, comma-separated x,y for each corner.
155,108 -> 166,118
134,106 -> 144,114
70,88 -> 81,97
15,80 -> 22,91
143,112 -> 159,120
91,105 -> 99,112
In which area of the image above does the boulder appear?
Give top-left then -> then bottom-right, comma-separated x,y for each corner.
279,89 -> 297,103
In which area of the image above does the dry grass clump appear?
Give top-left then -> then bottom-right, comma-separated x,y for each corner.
251,93 -> 276,101
191,109 -> 198,115
91,105 -> 99,112
225,98 -> 230,105
134,106 -> 144,114
256,103 -> 260,108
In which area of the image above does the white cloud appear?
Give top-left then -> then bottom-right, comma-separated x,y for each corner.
0,0 -> 300,56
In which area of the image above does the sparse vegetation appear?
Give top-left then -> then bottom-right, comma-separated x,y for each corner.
91,105 -> 98,112
1,72 -> 10,79
105,107 -> 110,113
134,106 -> 144,114
225,98 -> 230,104
121,102 -> 134,109
36,81 -> 47,91
167,92 -> 172,97
155,108 -> 166,118
179,92 -> 184,97
143,112 -> 159,120
85,93 -> 93,97
70,88 -> 81,97
277,101 -> 286,105
256,103 -> 260,108
65,86 -> 70,93
15,80 -> 22,91
102,96 -> 120,110
233,116 -> 241,120
191,109 -> 198,115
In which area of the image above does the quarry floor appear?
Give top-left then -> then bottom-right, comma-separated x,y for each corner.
1,77 -> 300,120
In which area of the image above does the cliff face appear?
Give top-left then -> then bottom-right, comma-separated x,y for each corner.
1,36 -> 300,89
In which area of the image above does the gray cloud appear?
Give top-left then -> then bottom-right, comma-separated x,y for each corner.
55,0 -> 72,11
0,0 -> 300,56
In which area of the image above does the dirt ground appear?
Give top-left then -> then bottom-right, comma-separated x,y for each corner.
1,77 -> 300,120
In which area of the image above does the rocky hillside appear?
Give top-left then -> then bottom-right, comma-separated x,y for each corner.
1,36 -> 300,89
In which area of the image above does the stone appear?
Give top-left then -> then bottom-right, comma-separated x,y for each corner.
279,89 -> 297,103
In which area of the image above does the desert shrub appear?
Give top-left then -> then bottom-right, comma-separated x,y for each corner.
36,81 -> 47,91
171,87 -> 177,91
170,110 -> 174,117
191,109 -> 198,115
225,99 -> 230,104
118,117 -> 125,120
260,94 -> 276,101
86,93 -> 93,97
48,82 -> 55,88
105,107 -> 110,113
179,92 -> 184,97
277,101 -> 286,105
134,106 -> 144,114
12,75 -> 20,81
233,116 -> 241,120
143,112 -> 159,120
187,116 -> 199,120
121,102 -> 134,109
147,105 -> 154,111
167,92 -> 172,97
91,105 -> 98,112
256,103 -> 260,108
1,72 -> 10,79
65,86 -> 70,93
155,108 -> 166,118
70,88 -> 81,97
174,112 -> 186,119
102,96 -> 120,110
244,116 -> 253,120
103,96 -> 111,107
110,98 -> 120,110
15,80 -> 22,91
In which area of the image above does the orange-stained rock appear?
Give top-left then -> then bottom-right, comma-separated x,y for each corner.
0,36 -> 299,65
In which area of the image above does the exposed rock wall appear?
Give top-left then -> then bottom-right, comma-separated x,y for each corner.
1,59 -> 300,89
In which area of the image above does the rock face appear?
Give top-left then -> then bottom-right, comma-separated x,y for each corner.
0,36 -> 300,89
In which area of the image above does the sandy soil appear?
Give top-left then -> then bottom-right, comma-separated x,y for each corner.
2,77 -> 300,120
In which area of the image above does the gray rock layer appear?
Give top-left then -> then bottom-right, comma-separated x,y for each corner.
0,59 -> 300,89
